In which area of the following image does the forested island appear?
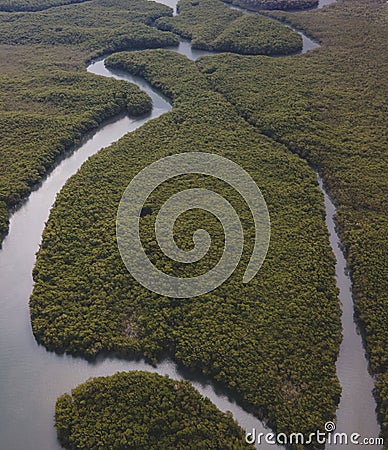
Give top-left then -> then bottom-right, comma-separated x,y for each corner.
56,371 -> 252,449
32,47 -> 343,444
0,0 -> 386,448
156,0 -> 302,54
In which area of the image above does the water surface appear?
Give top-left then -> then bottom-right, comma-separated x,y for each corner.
0,1 -> 381,449
318,177 -> 380,449
0,56 -> 278,450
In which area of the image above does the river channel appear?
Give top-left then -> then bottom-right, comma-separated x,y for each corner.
0,0 -> 381,448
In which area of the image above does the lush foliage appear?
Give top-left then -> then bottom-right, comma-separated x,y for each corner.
211,14 -> 301,55
224,0 -> 318,11
156,0 -> 241,45
0,0 -> 89,12
0,70 -> 152,238
0,19 -> 178,58
1,0 -> 384,444
0,0 -> 177,242
198,0 -> 388,439
55,371 -> 252,449
0,0 -> 178,55
156,0 -> 301,55
32,49 -> 342,444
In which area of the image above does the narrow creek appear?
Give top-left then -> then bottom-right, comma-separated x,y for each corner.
0,0 -> 381,448
0,67 -> 278,449
318,176 -> 381,449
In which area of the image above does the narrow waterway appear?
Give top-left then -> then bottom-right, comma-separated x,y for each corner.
226,1 -> 320,53
318,176 -> 381,449
0,0 -> 381,449
0,67 -> 279,450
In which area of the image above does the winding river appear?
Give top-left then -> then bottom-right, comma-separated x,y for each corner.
0,0 -> 381,448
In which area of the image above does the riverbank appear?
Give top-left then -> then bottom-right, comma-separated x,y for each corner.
0,0 -> 384,449
197,1 -> 387,442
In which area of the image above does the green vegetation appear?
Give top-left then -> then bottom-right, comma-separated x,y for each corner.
211,14 -> 302,55
224,0 -> 318,11
55,371 -> 251,449
31,49 -> 342,444
156,0 -> 241,45
0,0 -> 89,12
0,0 -> 302,240
0,20 -> 178,55
156,0 -> 302,54
0,0 -> 178,56
1,0 -> 384,444
0,0 -> 178,242
197,0 -> 388,439
0,70 -> 151,216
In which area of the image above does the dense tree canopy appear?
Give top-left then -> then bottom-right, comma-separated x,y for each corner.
0,0 -> 385,445
156,0 -> 302,54
0,0 -> 89,12
0,0 -> 177,242
0,0 -> 178,53
198,0 -> 388,439
31,49 -> 342,445
56,371 -> 252,449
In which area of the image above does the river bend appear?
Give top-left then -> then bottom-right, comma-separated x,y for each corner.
0,0 -> 380,449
